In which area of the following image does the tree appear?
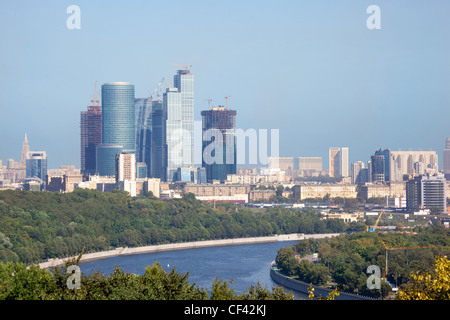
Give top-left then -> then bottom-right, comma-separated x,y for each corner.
398,255 -> 450,300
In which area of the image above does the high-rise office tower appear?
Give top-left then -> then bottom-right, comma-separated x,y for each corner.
96,82 -> 135,176
151,100 -> 166,180
341,147 -> 349,177
328,147 -> 341,178
406,174 -> 447,213
26,151 -> 47,183
163,68 -> 194,181
328,147 -> 349,178
135,97 -> 152,177
443,138 -> 450,178
201,105 -> 237,182
351,161 -> 365,184
81,102 -> 102,175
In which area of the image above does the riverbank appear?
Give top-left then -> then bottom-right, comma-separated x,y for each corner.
36,233 -> 341,269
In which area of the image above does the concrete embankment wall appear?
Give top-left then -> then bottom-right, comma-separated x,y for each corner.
269,262 -> 376,300
38,233 -> 342,269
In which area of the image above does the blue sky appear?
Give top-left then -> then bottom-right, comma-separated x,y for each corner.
1,0 -> 450,169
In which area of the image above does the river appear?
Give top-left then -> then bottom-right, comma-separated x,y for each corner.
78,240 -> 308,299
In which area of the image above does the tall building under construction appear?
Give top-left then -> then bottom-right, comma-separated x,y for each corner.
80,83 -> 102,175
201,101 -> 237,182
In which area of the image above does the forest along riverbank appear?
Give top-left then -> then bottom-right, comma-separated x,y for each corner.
36,233 -> 341,269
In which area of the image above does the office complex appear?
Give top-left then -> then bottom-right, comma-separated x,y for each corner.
80,103 -> 102,175
97,82 -> 135,176
201,105 -> 237,182
370,148 -> 439,183
406,174 -> 446,213
26,151 -> 47,184
163,69 -> 194,181
329,147 -> 348,178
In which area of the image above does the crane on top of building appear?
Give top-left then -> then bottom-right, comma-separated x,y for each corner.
170,63 -> 192,73
224,95 -> 232,110
381,240 -> 438,281
90,81 -> 101,112
203,98 -> 213,110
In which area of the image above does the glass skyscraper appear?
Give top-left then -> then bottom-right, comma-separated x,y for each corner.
163,69 -> 194,181
151,100 -> 166,180
135,97 -> 152,177
26,151 -> 47,182
97,82 -> 135,176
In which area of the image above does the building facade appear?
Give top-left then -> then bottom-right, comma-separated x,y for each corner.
135,97 -> 152,177
201,105 -> 237,182
164,69 -> 194,182
97,82 -> 135,176
293,184 -> 357,200
26,151 -> 47,184
151,101 -> 166,180
406,174 -> 447,213
443,138 -> 450,179
80,104 -> 102,175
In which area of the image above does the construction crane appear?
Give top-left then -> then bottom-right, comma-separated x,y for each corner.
224,95 -> 232,110
381,240 -> 438,280
90,81 -> 101,112
366,209 -> 385,232
202,98 -> 213,110
170,63 -> 192,73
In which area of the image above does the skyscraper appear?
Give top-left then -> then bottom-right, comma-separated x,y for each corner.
26,151 -> 47,184
201,105 -> 237,182
81,103 -> 102,176
16,133 -> 30,181
351,161 -> 365,184
443,138 -> 450,179
163,68 -> 194,181
97,82 -> 135,176
135,97 -> 152,177
341,147 -> 349,177
328,147 -> 349,178
328,147 -> 341,178
151,100 -> 166,180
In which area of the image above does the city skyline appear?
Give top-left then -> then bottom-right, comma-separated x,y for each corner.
1,1 -> 450,169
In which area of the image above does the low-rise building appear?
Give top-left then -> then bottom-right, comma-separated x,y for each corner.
248,190 -> 276,202
293,184 -> 357,200
320,211 -> 364,223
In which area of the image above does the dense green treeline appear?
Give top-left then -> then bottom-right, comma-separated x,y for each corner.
0,258 -> 294,300
275,226 -> 450,298
0,189 -> 359,264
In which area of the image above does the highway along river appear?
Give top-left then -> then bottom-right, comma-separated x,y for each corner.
79,240 -> 308,299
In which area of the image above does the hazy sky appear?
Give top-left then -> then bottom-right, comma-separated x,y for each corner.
1,0 -> 450,169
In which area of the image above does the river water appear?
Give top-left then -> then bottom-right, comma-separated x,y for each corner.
79,240 -> 307,299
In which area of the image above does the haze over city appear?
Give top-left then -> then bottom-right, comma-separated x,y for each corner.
1,0 -> 450,169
